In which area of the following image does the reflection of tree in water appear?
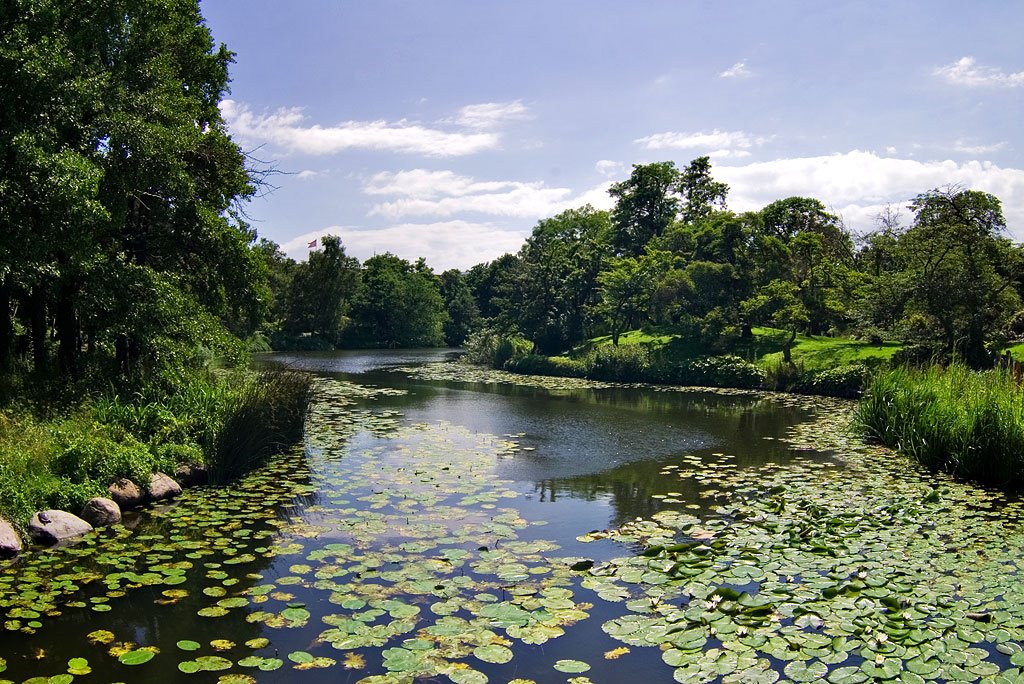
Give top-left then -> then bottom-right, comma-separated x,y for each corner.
535,395 -> 829,528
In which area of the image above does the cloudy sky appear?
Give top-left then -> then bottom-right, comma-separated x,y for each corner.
202,1 -> 1024,270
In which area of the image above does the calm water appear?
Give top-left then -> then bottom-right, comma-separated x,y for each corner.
0,349 -> 832,683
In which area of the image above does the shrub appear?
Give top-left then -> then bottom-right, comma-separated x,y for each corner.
493,335 -> 533,370
505,354 -> 587,378
762,360 -> 809,392
664,355 -> 766,389
584,344 -> 651,382
803,363 -> 870,398
51,427 -> 156,489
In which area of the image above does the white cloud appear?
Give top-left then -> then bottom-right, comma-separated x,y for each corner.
954,140 -> 1007,155
934,56 -> 1024,88
715,150 -> 1024,237
281,221 -> 528,271
363,169 -> 522,199
454,100 -> 529,130
595,160 -> 624,178
635,129 -> 766,153
296,170 -> 322,180
719,61 -> 751,79
885,146 -> 898,154
221,100 -> 499,157
364,169 -> 612,220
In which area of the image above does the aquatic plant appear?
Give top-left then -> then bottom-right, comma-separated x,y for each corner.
207,370 -> 314,483
856,363 -> 1024,487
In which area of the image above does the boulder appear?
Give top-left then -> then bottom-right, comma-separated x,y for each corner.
0,518 -> 22,559
148,472 -> 182,501
108,478 -> 144,509
27,510 -> 92,545
174,463 -> 208,488
80,497 -> 121,527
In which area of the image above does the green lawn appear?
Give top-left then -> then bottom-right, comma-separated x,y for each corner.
582,326 -> 903,372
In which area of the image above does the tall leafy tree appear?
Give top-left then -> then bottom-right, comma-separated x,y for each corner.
609,162 -> 680,256
284,236 -> 360,342
439,269 -> 480,347
354,254 -> 446,348
505,207 -> 611,353
678,156 -> 729,224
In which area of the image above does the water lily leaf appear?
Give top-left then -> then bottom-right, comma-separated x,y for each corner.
553,660 -> 590,673
176,640 -> 201,652
118,650 -> 155,665
473,644 -> 513,664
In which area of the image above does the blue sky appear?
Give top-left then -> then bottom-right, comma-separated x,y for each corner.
202,1 -> 1024,270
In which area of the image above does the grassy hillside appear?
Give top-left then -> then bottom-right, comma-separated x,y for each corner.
583,327 -> 902,371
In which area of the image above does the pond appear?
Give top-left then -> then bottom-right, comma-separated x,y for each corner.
2,349 -> 1024,683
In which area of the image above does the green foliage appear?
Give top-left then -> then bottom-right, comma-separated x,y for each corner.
857,364 -> 1024,487
439,269 -> 480,347
504,354 -> 588,378
352,253 -> 447,348
662,355 -> 766,389
207,371 -> 314,483
493,335 -> 533,370
584,344 -> 652,382
51,426 -> 155,489
801,363 -> 871,398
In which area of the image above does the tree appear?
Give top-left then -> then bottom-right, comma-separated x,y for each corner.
439,269 -> 480,347
353,254 -> 446,348
284,236 -> 360,342
0,0 -> 260,379
595,252 -> 669,345
897,188 -> 1020,366
504,206 -> 611,353
678,156 -> 729,224
741,280 -> 809,364
609,162 -> 680,256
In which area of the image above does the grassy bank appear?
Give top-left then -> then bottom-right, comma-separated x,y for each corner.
0,368 -> 313,529
468,327 -> 885,397
856,364 -> 1024,488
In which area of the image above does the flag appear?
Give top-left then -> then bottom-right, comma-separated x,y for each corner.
307,239 -> 317,249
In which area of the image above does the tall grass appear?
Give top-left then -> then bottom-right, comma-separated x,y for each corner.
206,370 -> 314,483
856,364 -> 1024,488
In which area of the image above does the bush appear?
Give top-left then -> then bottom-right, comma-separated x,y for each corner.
493,335 -> 532,370
762,360 -> 809,392
51,427 -> 156,490
664,355 -> 766,389
803,363 -> 870,398
856,364 -> 1024,488
505,354 -> 588,378
584,344 -> 651,382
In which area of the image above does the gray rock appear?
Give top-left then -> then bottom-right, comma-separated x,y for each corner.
108,478 -> 144,509
80,497 -> 121,527
0,518 -> 22,559
27,509 -> 92,545
174,462 -> 208,487
148,472 -> 182,501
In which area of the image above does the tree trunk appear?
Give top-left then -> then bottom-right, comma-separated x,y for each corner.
28,285 -> 47,375
782,328 -> 797,365
0,275 -> 12,370
56,278 -> 79,378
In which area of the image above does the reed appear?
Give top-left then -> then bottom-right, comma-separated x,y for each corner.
856,364 -> 1024,487
206,370 -> 314,483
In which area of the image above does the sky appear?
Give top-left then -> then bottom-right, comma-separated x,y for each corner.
200,1 -> 1024,271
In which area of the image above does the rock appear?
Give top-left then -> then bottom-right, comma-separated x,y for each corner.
108,478 -> 144,509
80,497 -> 121,527
147,472 -> 182,501
174,463 -> 208,487
0,518 -> 22,559
27,510 -> 92,545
